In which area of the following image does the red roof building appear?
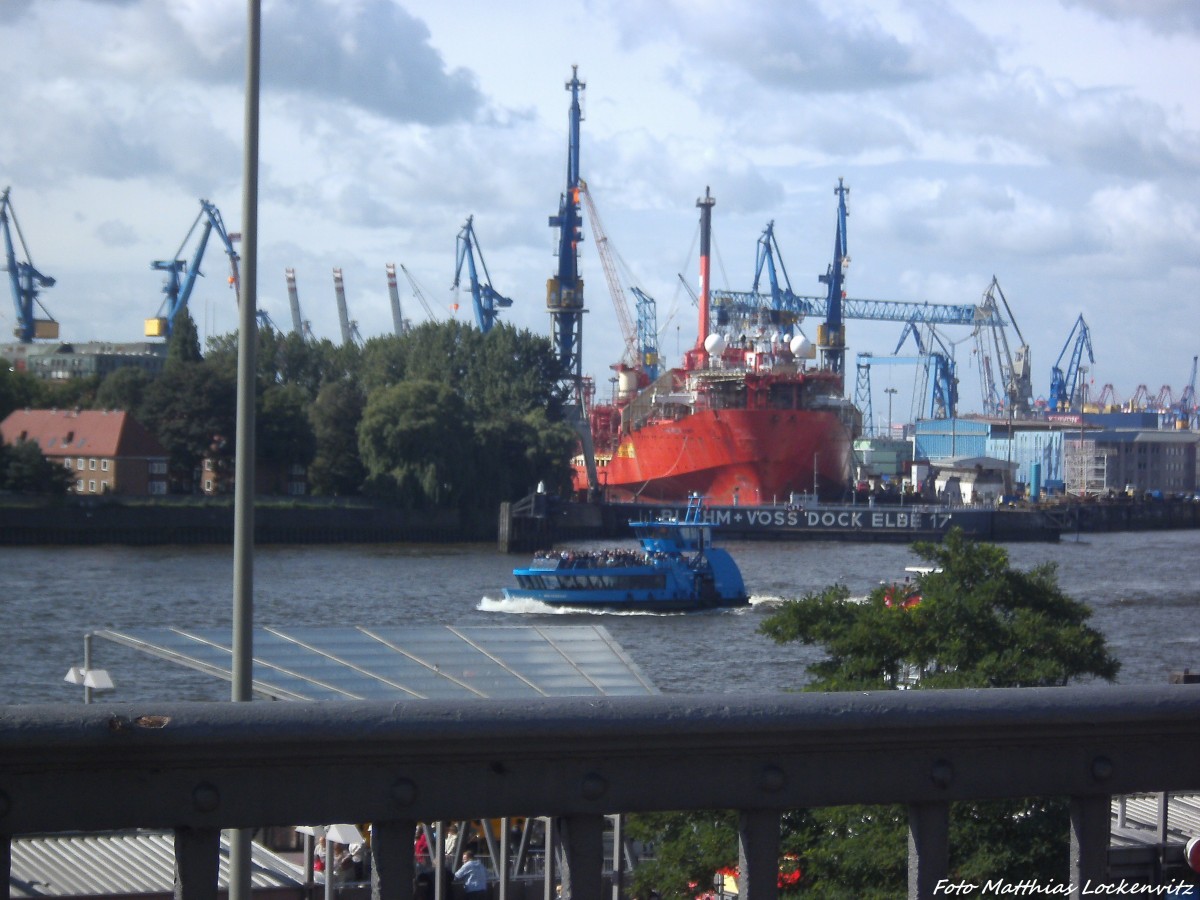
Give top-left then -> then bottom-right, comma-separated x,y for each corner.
0,409 -> 169,496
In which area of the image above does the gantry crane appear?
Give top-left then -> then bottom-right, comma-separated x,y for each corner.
284,268 -> 314,340
816,179 -> 850,374
1177,356 -> 1198,429
332,268 -> 363,347
973,277 -> 1032,416
546,67 -> 598,494
147,199 -> 239,338
752,220 -> 806,330
399,264 -> 440,323
1,187 -> 59,342
452,216 -> 512,333
1048,314 -> 1094,412
547,66 -> 587,386
385,264 -> 410,336
578,179 -> 660,380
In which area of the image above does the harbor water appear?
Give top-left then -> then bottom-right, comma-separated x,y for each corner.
3,529 -> 1199,705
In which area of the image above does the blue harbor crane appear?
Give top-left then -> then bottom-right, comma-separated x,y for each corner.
146,199 -> 239,338
547,67 -> 599,495
817,179 -> 850,373
452,216 -> 512,333
753,220 -> 803,316
1048,314 -> 1094,412
547,66 -> 587,385
0,187 -> 59,343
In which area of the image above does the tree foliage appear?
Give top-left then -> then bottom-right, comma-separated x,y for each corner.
632,531 -> 1120,897
0,439 -> 72,494
758,529 -> 1119,690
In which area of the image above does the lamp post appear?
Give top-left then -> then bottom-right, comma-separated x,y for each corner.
64,632 -> 114,704
884,387 -> 897,436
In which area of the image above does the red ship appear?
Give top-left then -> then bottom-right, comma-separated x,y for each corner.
573,185 -> 861,506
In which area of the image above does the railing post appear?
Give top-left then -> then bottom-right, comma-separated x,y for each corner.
2,834 -> 10,900
544,817 -> 556,900
173,826 -> 221,900
907,802 -> 949,900
1070,795 -> 1110,896
556,814 -> 605,900
372,819 -> 416,900
610,815 -> 624,900
737,810 -> 779,900
434,820 -> 446,900
498,817 -> 511,900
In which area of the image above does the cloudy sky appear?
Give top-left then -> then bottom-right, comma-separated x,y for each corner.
1,0 -> 1197,425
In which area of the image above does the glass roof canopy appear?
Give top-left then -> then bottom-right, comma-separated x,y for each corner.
96,625 -> 658,700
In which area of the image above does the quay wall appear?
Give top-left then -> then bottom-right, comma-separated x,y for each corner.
0,496 -> 1196,547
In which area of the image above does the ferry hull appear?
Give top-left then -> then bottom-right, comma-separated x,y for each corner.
581,408 -> 855,505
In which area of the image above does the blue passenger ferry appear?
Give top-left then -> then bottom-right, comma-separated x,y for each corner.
505,495 -> 748,612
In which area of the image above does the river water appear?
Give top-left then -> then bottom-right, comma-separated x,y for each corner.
3,529 -> 1199,705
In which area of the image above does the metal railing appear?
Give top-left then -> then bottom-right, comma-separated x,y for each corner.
5,685 -> 1200,900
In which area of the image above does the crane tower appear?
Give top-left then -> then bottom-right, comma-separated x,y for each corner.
1,187 -> 59,342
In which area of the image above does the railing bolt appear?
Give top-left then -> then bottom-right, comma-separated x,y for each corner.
392,778 -> 417,806
760,765 -> 786,792
582,772 -> 607,800
1092,756 -> 1114,782
192,783 -> 220,813
931,759 -> 954,789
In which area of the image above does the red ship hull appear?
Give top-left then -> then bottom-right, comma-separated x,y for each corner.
577,406 -> 856,505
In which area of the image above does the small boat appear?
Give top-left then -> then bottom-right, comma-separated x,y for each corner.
504,495 -> 748,612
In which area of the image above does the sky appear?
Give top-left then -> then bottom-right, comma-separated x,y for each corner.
1,0 -> 1197,427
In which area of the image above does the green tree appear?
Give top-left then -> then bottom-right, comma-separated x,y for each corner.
308,379 -> 367,496
0,439 -> 72,494
358,379 -> 472,508
630,531 -> 1120,898
140,361 -> 236,492
166,310 -> 203,369
0,365 -> 39,420
258,383 -> 317,469
95,366 -> 151,416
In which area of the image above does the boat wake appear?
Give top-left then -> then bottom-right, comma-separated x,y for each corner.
478,596 -> 723,617
748,594 -> 787,607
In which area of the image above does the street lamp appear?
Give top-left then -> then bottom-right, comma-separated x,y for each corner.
64,632 -> 114,704
884,387 -> 898,435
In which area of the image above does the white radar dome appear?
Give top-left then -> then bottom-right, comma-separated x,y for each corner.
704,333 -> 727,354
789,334 -> 815,358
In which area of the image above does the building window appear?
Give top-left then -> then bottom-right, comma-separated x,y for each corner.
88,480 -> 96,493
89,459 -> 96,470
204,479 -> 213,492
63,459 -> 73,469
77,458 -> 85,470
101,460 -> 109,472
149,461 -> 168,475
149,481 -> 167,496
76,479 -> 84,492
